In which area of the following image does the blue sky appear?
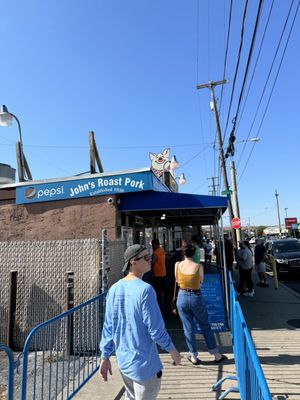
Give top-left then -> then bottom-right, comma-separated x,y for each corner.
1,0 -> 299,227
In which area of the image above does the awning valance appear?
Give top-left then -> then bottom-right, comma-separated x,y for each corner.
119,191 -> 227,226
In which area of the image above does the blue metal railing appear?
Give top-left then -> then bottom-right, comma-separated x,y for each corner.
211,273 -> 272,399
2,273 -> 274,400
0,344 -> 19,400
20,292 -> 106,400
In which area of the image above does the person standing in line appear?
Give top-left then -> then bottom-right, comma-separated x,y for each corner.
204,239 -> 213,265
151,239 -> 166,310
191,235 -> 201,264
236,240 -> 254,296
224,234 -> 234,271
175,243 -> 227,365
99,244 -> 182,400
254,239 -> 269,287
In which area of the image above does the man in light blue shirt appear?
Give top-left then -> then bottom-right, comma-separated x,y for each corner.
99,244 -> 181,399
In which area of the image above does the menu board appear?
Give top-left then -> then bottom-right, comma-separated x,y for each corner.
194,273 -> 227,332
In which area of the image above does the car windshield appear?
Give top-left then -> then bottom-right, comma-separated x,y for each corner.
274,241 -> 300,253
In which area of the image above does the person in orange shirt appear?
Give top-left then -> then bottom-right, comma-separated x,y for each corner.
151,239 -> 166,310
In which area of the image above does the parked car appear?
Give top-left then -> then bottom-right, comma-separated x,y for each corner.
264,239 -> 300,278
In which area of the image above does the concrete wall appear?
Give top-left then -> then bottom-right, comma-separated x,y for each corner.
0,195 -> 118,241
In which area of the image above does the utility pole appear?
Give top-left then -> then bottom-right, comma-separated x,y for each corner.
197,80 -> 236,246
208,176 -> 218,196
275,190 -> 282,235
230,160 -> 241,243
284,207 -> 288,218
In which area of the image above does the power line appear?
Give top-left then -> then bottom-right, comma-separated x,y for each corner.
222,0 -> 249,142
238,0 -> 300,182
180,143 -> 213,168
235,0 -> 275,133
219,0 -> 233,115
195,0 -> 209,181
225,0 -> 264,158
0,142 -> 214,150
237,0 -> 298,170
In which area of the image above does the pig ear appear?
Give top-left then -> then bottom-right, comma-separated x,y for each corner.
149,152 -> 156,161
163,148 -> 170,158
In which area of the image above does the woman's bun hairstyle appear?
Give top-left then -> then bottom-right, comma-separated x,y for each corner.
183,243 -> 196,258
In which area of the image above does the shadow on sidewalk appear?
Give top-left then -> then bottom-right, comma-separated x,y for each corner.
231,268 -> 300,331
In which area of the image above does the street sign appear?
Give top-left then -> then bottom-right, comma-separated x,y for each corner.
285,217 -> 298,229
221,189 -> 233,196
231,217 -> 241,230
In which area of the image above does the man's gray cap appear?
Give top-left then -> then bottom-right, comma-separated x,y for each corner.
122,244 -> 147,272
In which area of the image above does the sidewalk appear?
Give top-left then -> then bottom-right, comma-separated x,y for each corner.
234,270 -> 300,399
75,270 -> 300,400
75,331 -> 237,400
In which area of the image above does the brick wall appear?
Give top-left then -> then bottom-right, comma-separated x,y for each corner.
0,195 -> 118,241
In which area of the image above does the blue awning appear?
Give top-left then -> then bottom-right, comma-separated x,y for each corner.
119,191 -> 227,226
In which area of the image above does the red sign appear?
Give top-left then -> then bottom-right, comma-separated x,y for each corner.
231,217 -> 241,230
285,217 -> 298,229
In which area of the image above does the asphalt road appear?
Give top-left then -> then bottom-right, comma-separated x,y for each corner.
280,271 -> 300,295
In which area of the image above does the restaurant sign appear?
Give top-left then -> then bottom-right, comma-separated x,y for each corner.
16,170 -> 165,204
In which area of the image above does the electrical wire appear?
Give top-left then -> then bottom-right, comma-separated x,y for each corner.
0,142 -> 212,150
237,0 -> 297,169
180,143 -> 213,168
0,134 -> 72,175
235,0 -> 275,133
222,0 -> 249,142
219,0 -> 233,116
227,0 -> 264,136
238,0 -> 300,182
195,0 -> 209,181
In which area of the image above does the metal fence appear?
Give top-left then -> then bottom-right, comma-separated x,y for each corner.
0,238 -> 125,348
1,270 -> 274,400
211,272 -> 272,400
20,292 -> 106,400
0,344 -> 19,400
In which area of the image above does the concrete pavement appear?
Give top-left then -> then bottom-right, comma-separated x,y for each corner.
236,270 -> 300,399
74,270 -> 300,399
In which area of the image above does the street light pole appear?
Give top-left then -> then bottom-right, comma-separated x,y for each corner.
0,105 -> 32,181
284,208 -> 288,218
197,80 -> 237,246
275,190 -> 282,235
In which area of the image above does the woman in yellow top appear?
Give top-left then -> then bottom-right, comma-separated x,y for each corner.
175,243 -> 227,365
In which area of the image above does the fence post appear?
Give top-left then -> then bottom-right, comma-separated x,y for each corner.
272,258 -> 279,289
7,270 -> 18,350
101,229 -> 109,293
66,271 -> 74,356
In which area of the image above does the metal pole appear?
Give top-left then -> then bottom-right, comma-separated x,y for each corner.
9,112 -> 25,181
230,161 -> 241,244
275,190 -> 282,235
66,271 -> 74,356
220,215 -> 229,319
101,229 -> 109,293
7,271 -> 18,350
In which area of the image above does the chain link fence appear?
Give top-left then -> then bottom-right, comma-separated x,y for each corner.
0,238 -> 125,348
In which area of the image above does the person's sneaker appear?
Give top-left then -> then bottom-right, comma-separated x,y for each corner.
261,282 -> 269,287
187,355 -> 201,365
214,354 -> 228,364
236,291 -> 242,296
244,290 -> 255,297
256,282 -> 263,286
